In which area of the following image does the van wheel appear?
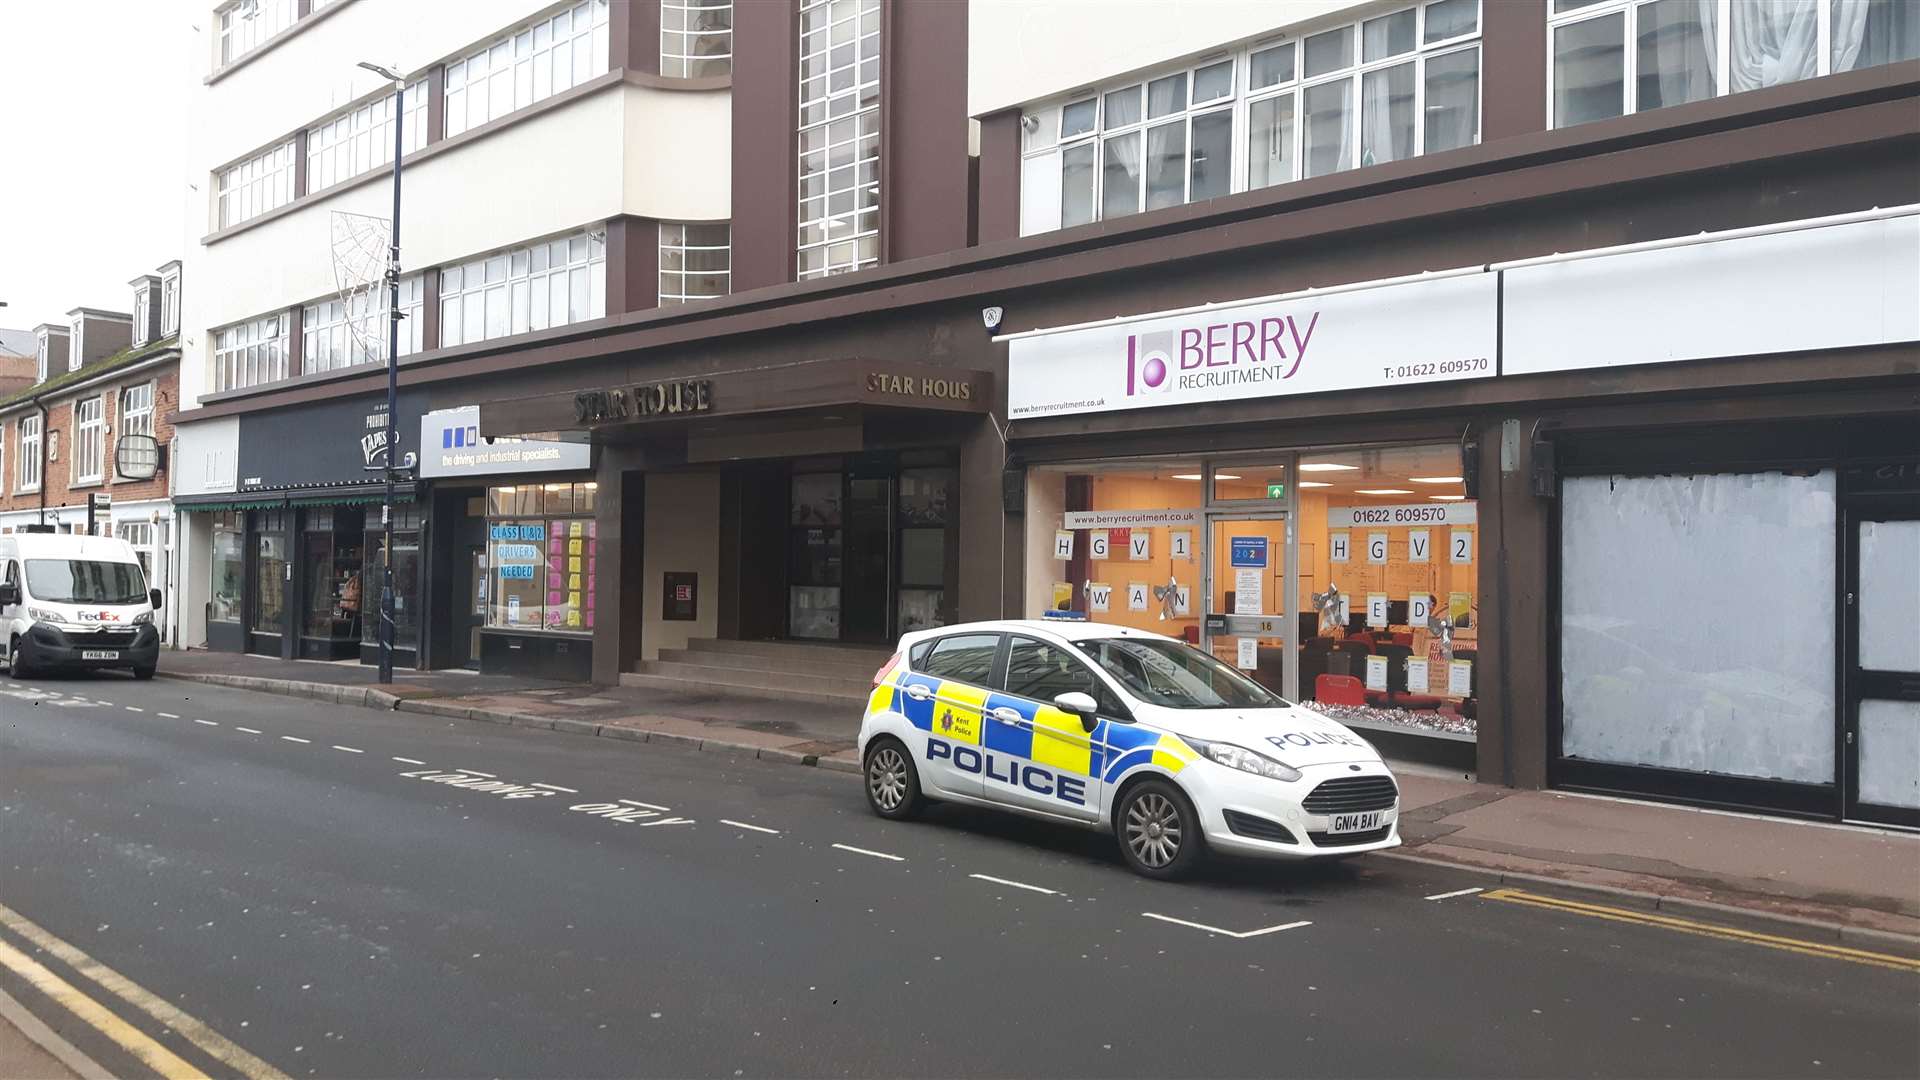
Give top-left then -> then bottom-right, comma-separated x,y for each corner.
8,638 -> 33,680
132,665 -> 156,681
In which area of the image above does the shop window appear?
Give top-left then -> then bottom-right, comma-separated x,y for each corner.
210,512 -> 243,623
486,483 -> 598,632
362,506 -> 424,651
253,510 -> 288,630
896,467 -> 952,635
1030,461 -> 1205,638
1560,470 -> 1837,782
788,471 -> 843,639
1295,445 -> 1477,736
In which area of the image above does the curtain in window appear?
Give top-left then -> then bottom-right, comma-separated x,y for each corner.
1360,62 -> 1414,167
1730,0 -> 1821,91
1639,0 -> 1718,110
1143,121 -> 1186,210
1833,0 -> 1918,71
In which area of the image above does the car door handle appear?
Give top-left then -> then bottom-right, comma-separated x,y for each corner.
903,684 -> 932,701
991,707 -> 1027,726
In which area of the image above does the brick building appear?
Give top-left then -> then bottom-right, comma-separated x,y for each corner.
0,266 -> 184,635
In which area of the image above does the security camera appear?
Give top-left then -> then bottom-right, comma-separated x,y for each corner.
981,305 -> 1004,331
1020,115 -> 1039,133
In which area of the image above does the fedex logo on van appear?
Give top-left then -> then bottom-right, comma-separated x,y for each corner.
1124,312 -> 1320,397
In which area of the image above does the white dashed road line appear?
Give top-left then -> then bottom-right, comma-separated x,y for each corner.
392,756 -> 426,766
159,712 -> 180,719
235,727 -> 262,735
1140,913 -> 1312,939
331,745 -> 363,754
280,736 -> 311,744
720,819 -> 780,835
124,706 -> 144,713
619,799 -> 670,811
531,783 -> 579,793
969,873 -> 1058,896
832,843 -> 905,862
1425,887 -> 1485,901
193,719 -> 218,727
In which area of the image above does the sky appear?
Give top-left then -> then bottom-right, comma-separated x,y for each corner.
0,0 -> 193,333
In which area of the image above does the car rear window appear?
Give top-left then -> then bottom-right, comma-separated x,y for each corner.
918,633 -> 999,685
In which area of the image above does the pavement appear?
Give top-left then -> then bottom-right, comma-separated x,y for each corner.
2,676 -> 1916,1078
154,648 -> 1920,942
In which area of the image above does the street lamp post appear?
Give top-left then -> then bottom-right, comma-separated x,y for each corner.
359,61 -> 404,685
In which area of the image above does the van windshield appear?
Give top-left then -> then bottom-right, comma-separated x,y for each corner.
26,560 -> 148,605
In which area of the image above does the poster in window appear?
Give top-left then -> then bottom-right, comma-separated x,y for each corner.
1364,654 -> 1388,691
1050,581 -> 1074,612
1448,658 -> 1473,696
1407,656 -> 1430,693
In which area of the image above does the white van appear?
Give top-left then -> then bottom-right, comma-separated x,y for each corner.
0,532 -> 162,680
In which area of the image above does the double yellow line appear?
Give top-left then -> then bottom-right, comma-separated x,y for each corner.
1480,888 -> 1920,973
0,900 -> 289,1080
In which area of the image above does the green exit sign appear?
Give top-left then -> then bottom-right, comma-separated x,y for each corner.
1266,482 -> 1286,499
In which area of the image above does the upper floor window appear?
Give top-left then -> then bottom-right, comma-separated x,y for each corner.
215,0 -> 297,67
161,272 -> 180,336
307,82 -> 429,193
119,382 -> 156,476
445,1 -> 611,139
132,290 -> 151,348
1550,0 -> 1919,127
302,277 -> 424,373
662,0 -> 732,77
35,334 -> 49,383
658,223 -> 731,304
798,0 -> 882,279
17,416 -> 41,492
439,229 -> 607,349
68,320 -> 83,371
74,397 -> 105,484
212,311 -> 291,393
0,422 -> 7,496
217,140 -> 296,229
1019,0 -> 1481,236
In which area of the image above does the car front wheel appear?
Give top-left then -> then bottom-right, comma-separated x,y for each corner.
1116,778 -> 1205,880
864,738 -> 926,820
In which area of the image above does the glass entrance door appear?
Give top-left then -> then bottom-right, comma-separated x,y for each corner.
1203,513 -> 1294,699
842,472 -> 894,643
1846,504 -> 1920,826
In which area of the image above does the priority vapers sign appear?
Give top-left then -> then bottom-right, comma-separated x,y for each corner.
1004,271 -> 1497,419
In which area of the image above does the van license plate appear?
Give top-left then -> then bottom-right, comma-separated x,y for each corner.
1328,810 -> 1385,834
81,650 -> 119,661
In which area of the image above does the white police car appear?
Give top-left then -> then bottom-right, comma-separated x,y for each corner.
858,620 -> 1400,879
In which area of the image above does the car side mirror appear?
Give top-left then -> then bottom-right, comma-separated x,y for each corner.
0,584 -> 16,606
149,588 -> 163,611
1053,691 -> 1100,732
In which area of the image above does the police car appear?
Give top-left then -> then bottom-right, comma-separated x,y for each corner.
858,620 -> 1400,879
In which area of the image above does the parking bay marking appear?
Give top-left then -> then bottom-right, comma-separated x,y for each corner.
970,873 -> 1058,896
1426,887 -> 1485,901
1140,913 -> 1313,939
832,843 -> 905,862
721,819 -> 780,835
1480,889 -> 1920,973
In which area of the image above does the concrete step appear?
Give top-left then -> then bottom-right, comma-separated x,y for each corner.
682,638 -> 895,663
656,646 -> 884,679
617,672 -> 868,710
632,659 -> 874,701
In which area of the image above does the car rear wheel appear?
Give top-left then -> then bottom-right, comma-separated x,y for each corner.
1116,779 -> 1205,880
864,738 -> 926,820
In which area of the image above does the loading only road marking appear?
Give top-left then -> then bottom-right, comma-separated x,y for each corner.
401,769 -> 561,801
569,803 -> 695,827
0,900 -> 292,1080
531,783 -> 579,794
1140,913 -> 1313,939
1480,889 -> 1920,973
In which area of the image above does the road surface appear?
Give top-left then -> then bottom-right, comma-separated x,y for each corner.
2,675 -> 1915,1078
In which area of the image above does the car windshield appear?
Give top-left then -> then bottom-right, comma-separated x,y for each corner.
26,559 -> 148,605
1073,637 -> 1286,710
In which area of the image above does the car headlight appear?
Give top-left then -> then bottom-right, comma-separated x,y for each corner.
132,612 -> 153,625
1186,738 -> 1302,783
28,608 -> 68,626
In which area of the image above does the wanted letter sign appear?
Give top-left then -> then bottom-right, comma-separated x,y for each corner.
1450,529 -> 1473,564
1129,532 -> 1152,561
1088,583 -> 1112,612
1408,529 -> 1430,564
1367,532 -> 1389,565
1053,530 -> 1073,560
1330,531 -> 1351,563
1089,530 -> 1110,560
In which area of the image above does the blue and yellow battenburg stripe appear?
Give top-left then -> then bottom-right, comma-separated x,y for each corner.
872,669 -> 1192,784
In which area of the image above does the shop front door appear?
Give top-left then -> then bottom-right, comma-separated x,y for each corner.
1202,513 -> 1294,700
841,471 -> 894,643
454,544 -> 486,670
1845,501 -> 1920,827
